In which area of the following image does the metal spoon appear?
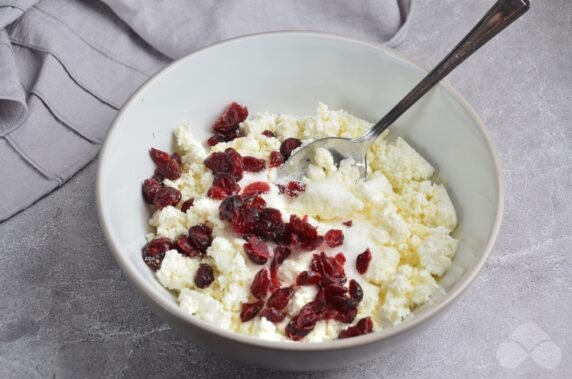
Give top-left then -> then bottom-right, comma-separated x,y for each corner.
279,0 -> 529,179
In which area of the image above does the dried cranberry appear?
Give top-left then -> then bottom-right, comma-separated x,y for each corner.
325,229 -> 344,248
207,186 -> 229,200
356,248 -> 372,275
180,198 -> 195,213
266,287 -> 294,310
273,245 -> 291,264
150,148 -> 182,180
142,237 -> 172,271
174,235 -> 201,257
194,263 -> 215,288
349,279 -> 363,302
310,254 -> 323,274
278,181 -> 306,198
327,295 -> 358,312
250,268 -> 270,300
209,173 -> 240,199
154,187 -> 181,208
241,181 -> 271,196
241,194 -> 267,210
262,130 -> 275,138
320,252 -> 344,278
343,220 -> 353,227
260,308 -> 286,323
242,156 -> 266,172
225,148 -> 244,180
335,308 -> 358,324
204,152 -> 232,174
142,178 -> 162,204
231,208 -> 260,234
240,300 -> 264,322
296,271 -> 321,286
287,215 -> 323,251
257,208 -> 284,238
269,151 -> 284,168
149,148 -> 170,165
171,152 -> 182,165
243,237 -> 270,264
339,317 -> 374,339
269,257 -> 281,292
213,102 -> 248,135
285,319 -> 314,341
207,131 -> 241,146
279,138 -> 302,160
335,252 -> 346,266
219,195 -> 242,221
188,224 -> 213,252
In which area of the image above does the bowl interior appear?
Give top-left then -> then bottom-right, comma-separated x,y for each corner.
98,33 -> 501,345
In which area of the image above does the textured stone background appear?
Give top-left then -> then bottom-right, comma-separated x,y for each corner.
1,0 -> 570,378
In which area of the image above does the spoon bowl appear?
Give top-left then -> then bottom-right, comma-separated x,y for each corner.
279,137 -> 369,179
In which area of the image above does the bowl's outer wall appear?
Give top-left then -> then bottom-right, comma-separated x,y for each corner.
97,33 -> 502,370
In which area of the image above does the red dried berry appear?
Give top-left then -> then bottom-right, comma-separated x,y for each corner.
320,252 -> 344,278
209,173 -> 240,199
349,279 -> 363,302
242,156 -> 266,172
207,132 -> 241,147
150,148 -> 170,165
287,215 -> 323,251
243,237 -> 270,264
219,195 -> 242,221
262,130 -> 276,138
225,148 -> 244,180
213,102 -> 248,135
142,237 -> 173,271
188,224 -> 213,252
142,178 -> 162,204
356,248 -> 372,275
279,138 -> 302,160
241,194 -> 267,210
231,208 -> 260,234
296,271 -> 322,286
325,229 -> 344,248
274,245 -> 291,264
174,235 -> 201,257
180,198 -> 195,213
171,152 -> 182,165
269,257 -> 281,292
204,152 -> 232,174
278,181 -> 307,198
194,263 -> 215,288
335,308 -> 358,324
343,220 -> 353,227
207,186 -> 229,200
269,151 -> 284,168
339,317 -> 374,339
240,300 -> 264,322
241,181 -> 271,196
327,295 -> 358,312
154,187 -> 181,208
335,252 -> 346,266
260,308 -> 286,323
250,268 -> 270,300
266,287 -> 294,310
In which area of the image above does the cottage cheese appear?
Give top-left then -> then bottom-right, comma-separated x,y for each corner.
151,104 -> 458,342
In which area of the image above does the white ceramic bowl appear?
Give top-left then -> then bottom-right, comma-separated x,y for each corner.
96,32 -> 503,371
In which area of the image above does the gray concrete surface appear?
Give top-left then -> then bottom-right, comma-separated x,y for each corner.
1,0 -> 570,377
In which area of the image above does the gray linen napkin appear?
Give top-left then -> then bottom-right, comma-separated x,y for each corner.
0,0 -> 413,221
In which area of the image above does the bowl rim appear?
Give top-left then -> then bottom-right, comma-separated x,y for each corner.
96,31 -> 504,352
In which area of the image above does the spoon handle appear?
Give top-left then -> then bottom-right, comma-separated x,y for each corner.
357,0 -> 530,143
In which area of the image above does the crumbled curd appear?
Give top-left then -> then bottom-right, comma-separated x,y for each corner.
152,104 -> 458,342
